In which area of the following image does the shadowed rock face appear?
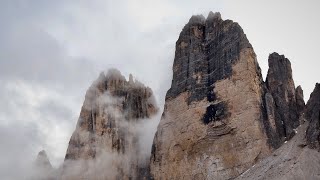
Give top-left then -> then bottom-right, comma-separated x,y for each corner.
262,53 -> 303,148
306,83 -> 320,149
151,12 -> 271,180
266,53 -> 299,138
62,69 -> 158,180
166,12 -> 252,104
296,85 -> 305,115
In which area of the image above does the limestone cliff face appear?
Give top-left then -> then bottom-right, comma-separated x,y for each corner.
305,83 -> 320,149
62,69 -> 158,180
151,12 -> 271,180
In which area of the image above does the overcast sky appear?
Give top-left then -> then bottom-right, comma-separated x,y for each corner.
1,0 -> 319,177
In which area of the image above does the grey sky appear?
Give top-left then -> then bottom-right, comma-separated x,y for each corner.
0,0 -> 319,178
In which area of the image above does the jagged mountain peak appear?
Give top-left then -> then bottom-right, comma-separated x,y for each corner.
62,69 -> 158,179
207,11 -> 221,20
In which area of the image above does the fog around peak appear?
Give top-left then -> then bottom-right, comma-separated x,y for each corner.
1,0 -> 320,179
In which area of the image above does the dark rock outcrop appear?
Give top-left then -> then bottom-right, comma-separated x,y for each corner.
166,12 -> 252,104
296,85 -> 305,115
263,52 -> 302,148
62,69 -> 158,180
306,83 -> 320,149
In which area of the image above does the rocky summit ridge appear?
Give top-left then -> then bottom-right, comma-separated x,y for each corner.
36,12 -> 320,180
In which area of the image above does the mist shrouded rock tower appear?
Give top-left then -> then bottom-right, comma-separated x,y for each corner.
40,11 -> 320,180
61,69 -> 158,179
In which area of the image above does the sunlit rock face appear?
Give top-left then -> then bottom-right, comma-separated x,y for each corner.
150,12 -> 272,180
61,69 -> 158,180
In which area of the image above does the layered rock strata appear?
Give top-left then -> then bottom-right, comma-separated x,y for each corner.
151,12 -> 271,179
62,69 -> 158,180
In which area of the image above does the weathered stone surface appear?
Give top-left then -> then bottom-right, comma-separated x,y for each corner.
62,69 -> 158,180
264,53 -> 301,145
305,83 -> 320,149
150,12 -> 271,180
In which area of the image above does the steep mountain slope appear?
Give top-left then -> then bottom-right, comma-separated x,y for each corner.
235,120 -> 320,180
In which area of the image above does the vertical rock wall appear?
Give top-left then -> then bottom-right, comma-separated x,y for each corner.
150,12 -> 306,180
263,53 -> 304,148
150,12 -> 271,180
